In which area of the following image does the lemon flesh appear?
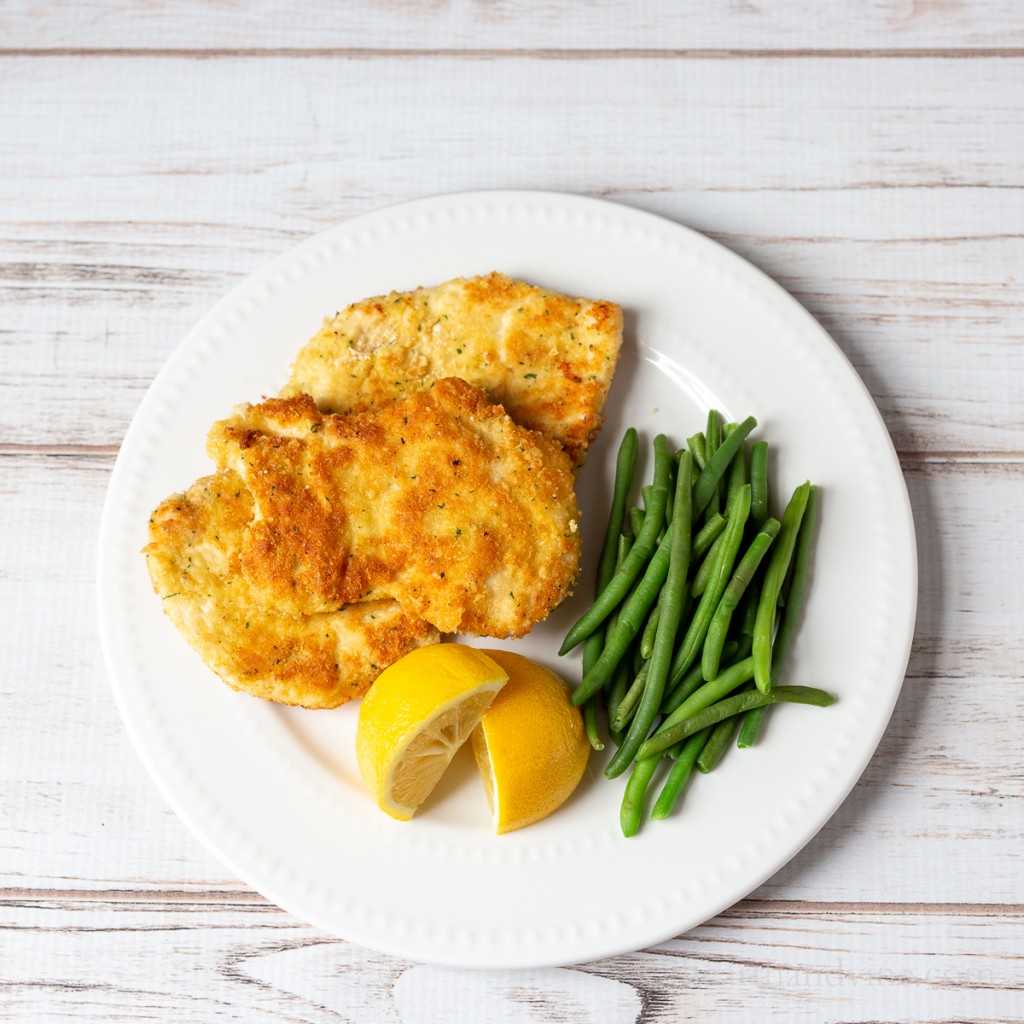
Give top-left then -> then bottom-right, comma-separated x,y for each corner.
389,690 -> 498,815
356,644 -> 508,821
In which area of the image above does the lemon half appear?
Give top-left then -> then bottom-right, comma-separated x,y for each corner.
355,644 -> 508,821
471,649 -> 590,834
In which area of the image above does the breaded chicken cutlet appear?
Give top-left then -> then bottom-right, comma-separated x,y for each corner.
282,272 -> 622,467
207,377 -> 581,638
145,470 -> 439,709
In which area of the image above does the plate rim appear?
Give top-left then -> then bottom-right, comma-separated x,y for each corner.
97,189 -> 918,967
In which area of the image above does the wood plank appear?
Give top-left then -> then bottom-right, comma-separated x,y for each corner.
3,0 -> 1024,52
3,3 -> 1019,1009
4,56 -> 1021,194
1,56 -> 1022,453
4,224 -> 1019,456
598,902 -> 1024,1023
2,453 -> 1021,901
1,897 -> 1021,1022
5,219 -> 1019,454
0,453 -> 238,891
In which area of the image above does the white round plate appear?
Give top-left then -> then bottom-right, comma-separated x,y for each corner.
98,191 -> 916,968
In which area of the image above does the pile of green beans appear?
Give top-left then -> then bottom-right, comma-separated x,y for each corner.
561,415 -> 834,837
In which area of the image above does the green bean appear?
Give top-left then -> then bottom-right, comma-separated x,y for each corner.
610,660 -> 648,731
638,685 -> 836,759
737,584 -> 759,639
750,440 -> 769,528
690,531 -> 725,597
583,532 -> 634,748
669,484 -> 751,683
606,659 -> 631,735
613,533 -> 633,579
667,643 -> 749,757
716,423 -> 741,503
732,632 -> 753,663
696,445 -> 747,601
659,643 -> 749,757
620,754 -> 662,837
560,436 -> 673,655
632,638 -> 645,675
692,415 -> 758,519
696,716 -> 740,773
571,531 -> 672,704
692,513 -> 727,561
704,410 -> 722,519
679,586 -> 693,630
629,506 -> 645,538
611,639 -> 644,741
737,706 -> 768,748
593,536 -> 630,720
676,566 -> 730,686
650,727 -> 713,819
581,628 -> 607,750
729,446 -> 745,512
664,458 -> 678,526
725,615 -> 757,746
640,601 -> 662,659
702,518 -> 781,680
582,697 -> 603,751
752,481 -> 811,693
578,434 -> 640,753
771,485 -> 819,684
659,656 -> 754,737
661,641 -> 738,715
581,627 -> 605,673
686,432 -> 707,471
605,451 -> 694,778
595,428 -> 639,594
740,486 -> 820,747
581,621 -> 607,751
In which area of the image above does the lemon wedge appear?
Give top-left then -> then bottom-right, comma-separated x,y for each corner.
355,644 -> 508,821
471,649 -> 590,834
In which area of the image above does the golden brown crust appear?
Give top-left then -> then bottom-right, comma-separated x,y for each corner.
207,378 -> 582,638
281,272 -> 623,467
144,470 -> 439,709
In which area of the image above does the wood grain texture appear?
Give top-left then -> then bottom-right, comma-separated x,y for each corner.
3,0 -> 1024,52
2,3 -> 1023,1014
2,897 -> 1021,1022
2,454 -> 1021,902
1,55 -> 1021,454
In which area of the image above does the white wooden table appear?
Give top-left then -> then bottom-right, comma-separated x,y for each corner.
3,3 -> 1022,1020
